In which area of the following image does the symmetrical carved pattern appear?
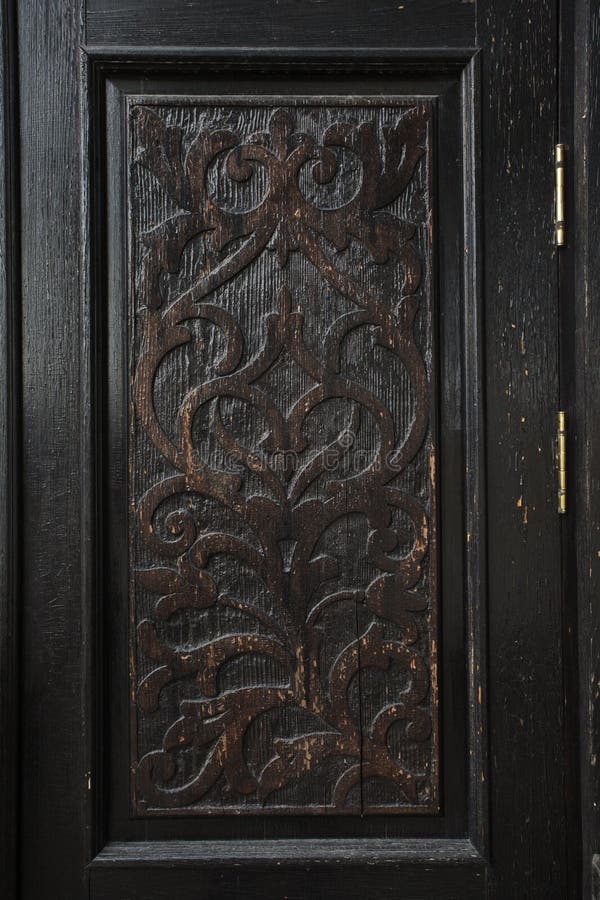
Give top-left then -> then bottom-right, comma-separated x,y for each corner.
129,99 -> 438,814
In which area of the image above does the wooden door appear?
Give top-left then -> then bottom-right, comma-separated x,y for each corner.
0,0 -> 587,898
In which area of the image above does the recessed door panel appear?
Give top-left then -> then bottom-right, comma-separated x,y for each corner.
128,98 -> 438,816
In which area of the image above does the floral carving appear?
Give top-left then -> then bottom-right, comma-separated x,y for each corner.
129,101 -> 437,814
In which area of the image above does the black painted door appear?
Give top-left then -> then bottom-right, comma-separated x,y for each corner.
5,1 -> 579,898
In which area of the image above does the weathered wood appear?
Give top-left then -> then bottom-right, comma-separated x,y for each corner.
557,1 -> 582,894
90,837 -> 483,863
477,0 -> 569,896
574,0 -> 600,896
593,855 -> 600,900
102,62 -> 475,850
89,839 -> 487,900
0,1 -> 19,897
10,0 -> 583,896
18,2 -> 88,899
90,864 -> 486,900
128,99 -> 438,815
460,53 -> 488,858
85,0 -> 476,50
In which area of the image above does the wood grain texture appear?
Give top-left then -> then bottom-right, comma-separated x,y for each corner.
18,2 -> 88,899
0,1 -> 19,897
90,864 -> 486,900
574,0 -> 600,896
557,0 -> 582,893
128,99 -> 439,815
85,0 -> 476,50
478,0 -> 568,896
89,840 -> 487,899
91,837 -> 482,863
10,0 -> 581,894
594,855 -> 600,900
103,65 -> 473,850
460,54 -> 488,858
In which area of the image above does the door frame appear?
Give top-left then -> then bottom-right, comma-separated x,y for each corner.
569,1 -> 600,897
88,44 -> 488,888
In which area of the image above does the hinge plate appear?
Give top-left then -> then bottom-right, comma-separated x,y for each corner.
557,411 -> 567,514
555,144 -> 566,246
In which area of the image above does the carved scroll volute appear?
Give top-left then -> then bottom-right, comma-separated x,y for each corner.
129,101 -> 437,814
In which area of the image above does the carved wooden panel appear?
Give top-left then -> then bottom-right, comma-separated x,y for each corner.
128,98 -> 438,815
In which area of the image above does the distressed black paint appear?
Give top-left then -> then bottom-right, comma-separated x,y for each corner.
574,1 -> 600,897
85,0 -> 476,50
3,0 -> 585,897
478,0 -> 568,896
0,0 -> 19,896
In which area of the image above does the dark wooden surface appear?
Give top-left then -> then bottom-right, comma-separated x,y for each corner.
460,52 -> 488,859
558,0 -> 582,893
18,2 -> 89,899
90,864 -> 485,900
85,0 -> 476,49
102,62 -> 475,848
89,839 -> 487,899
5,0 -> 587,897
129,98 -> 438,816
477,0 -> 569,896
0,0 -> 19,896
574,0 -> 600,897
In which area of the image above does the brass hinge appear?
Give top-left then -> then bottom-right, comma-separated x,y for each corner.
554,144 -> 566,246
557,411 -> 567,514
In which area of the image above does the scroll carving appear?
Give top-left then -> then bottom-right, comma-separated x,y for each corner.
129,100 -> 438,814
